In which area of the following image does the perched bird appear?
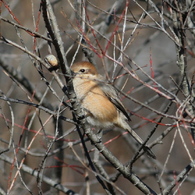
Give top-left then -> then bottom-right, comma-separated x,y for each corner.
71,61 -> 155,159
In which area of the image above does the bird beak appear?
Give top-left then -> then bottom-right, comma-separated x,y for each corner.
71,70 -> 76,77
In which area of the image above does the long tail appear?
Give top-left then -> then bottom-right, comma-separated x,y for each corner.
125,125 -> 156,159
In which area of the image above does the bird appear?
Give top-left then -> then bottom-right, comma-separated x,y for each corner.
71,61 -> 155,159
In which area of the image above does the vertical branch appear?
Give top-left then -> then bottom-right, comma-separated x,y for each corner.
172,1 -> 195,138
41,0 -> 70,79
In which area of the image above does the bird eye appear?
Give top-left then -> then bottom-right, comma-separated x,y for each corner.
80,69 -> 86,73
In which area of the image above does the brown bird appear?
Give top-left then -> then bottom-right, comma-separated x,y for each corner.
71,61 -> 155,159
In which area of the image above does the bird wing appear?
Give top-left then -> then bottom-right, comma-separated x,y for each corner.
99,80 -> 131,121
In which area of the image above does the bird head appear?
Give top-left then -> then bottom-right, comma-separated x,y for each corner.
71,61 -> 98,77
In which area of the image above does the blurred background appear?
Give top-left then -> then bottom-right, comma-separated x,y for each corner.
0,0 -> 195,194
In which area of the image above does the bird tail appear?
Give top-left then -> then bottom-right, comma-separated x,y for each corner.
124,124 -> 156,159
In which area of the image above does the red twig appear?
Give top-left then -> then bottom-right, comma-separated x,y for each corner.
104,1 -> 129,54
1,0 -> 36,37
33,3 -> 42,52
